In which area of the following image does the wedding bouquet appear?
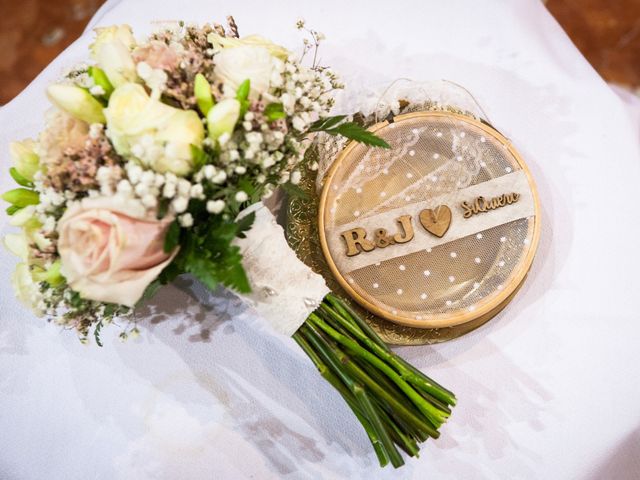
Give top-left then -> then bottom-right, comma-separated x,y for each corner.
2,18 -> 455,468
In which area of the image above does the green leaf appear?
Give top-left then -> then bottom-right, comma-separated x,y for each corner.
103,304 -> 118,317
236,79 -> 250,102
221,252 -> 251,293
156,198 -> 170,220
139,279 -> 162,303
234,212 -> 255,240
2,188 -> 39,207
308,115 -> 390,148
88,66 -> 114,98
190,144 -> 207,171
164,220 -> 181,253
6,205 -> 22,216
194,73 -> 215,115
236,79 -> 251,118
329,122 -> 390,148
187,257 -> 220,291
308,115 -> 347,132
264,102 -> 286,121
190,245 -> 251,294
9,167 -> 34,188
93,321 -> 104,347
281,181 -> 310,200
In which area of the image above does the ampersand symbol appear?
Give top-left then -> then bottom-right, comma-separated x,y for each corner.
374,229 -> 395,248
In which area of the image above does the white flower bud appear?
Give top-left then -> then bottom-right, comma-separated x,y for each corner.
127,164 -> 143,184
141,194 -> 158,208
162,182 -> 176,198
179,213 -> 194,227
116,180 -> 132,195
141,170 -> 155,185
190,184 -> 204,199
203,165 -> 216,179
134,183 -> 149,197
177,179 -> 191,196
292,116 -> 306,132
212,170 -> 227,184
165,172 -> 178,185
206,199 -> 225,214
207,98 -> 241,141
172,197 -> 188,213
235,191 -> 249,203
46,84 -> 105,124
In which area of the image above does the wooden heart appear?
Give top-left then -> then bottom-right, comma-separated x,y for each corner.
419,206 -> 452,238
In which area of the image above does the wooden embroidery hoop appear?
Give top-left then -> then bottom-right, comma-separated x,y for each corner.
316,111 -> 541,331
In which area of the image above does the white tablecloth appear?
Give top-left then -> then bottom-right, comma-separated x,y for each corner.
1,1 -> 639,478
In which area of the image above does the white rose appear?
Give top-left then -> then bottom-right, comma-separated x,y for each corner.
154,110 -> 206,175
90,25 -> 136,56
90,25 -> 138,87
214,45 -> 279,100
105,83 -> 204,175
208,33 -> 289,60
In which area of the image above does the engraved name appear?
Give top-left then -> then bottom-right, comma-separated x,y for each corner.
341,215 -> 414,257
339,192 -> 520,257
461,192 -> 520,219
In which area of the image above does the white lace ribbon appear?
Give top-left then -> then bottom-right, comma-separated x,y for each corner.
233,202 -> 330,337
326,170 -> 535,272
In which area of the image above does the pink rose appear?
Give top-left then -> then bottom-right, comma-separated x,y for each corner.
57,196 -> 177,307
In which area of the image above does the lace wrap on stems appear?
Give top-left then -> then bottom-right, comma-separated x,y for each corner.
233,202 -> 330,337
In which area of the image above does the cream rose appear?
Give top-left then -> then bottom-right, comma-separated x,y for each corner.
208,33 -> 289,60
105,83 -> 204,175
214,45 -> 279,100
57,196 -> 177,307
90,25 -> 138,87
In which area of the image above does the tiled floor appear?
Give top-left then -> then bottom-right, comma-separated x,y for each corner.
0,0 -> 639,104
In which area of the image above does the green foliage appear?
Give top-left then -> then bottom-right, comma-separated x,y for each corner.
163,220 -> 181,253
309,115 -> 390,148
309,115 -> 347,131
6,205 -> 22,216
139,279 -> 162,304
160,211 -> 256,294
236,79 -> 251,118
236,79 -> 251,102
93,321 -> 104,347
88,66 -> 114,98
264,102 -> 286,121
156,198 -> 170,220
190,144 -> 208,171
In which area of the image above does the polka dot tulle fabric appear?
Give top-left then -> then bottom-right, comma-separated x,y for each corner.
319,112 -> 539,328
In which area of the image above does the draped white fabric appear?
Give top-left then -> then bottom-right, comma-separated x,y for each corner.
1,1 -> 639,479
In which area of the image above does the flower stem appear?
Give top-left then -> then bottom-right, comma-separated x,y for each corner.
292,295 -> 456,468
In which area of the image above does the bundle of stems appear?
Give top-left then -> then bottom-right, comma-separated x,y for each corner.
292,294 -> 456,468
